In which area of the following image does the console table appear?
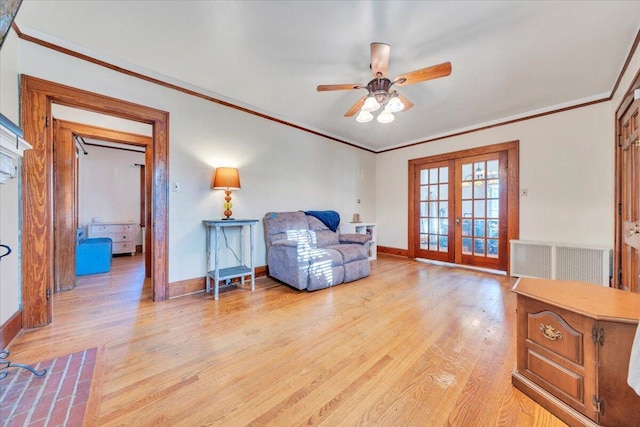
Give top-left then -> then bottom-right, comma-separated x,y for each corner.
512,278 -> 640,427
203,219 -> 258,300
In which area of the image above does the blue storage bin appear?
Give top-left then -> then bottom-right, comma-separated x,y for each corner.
76,228 -> 112,275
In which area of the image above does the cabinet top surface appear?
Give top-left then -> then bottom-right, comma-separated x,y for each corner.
512,278 -> 640,323
203,219 -> 259,226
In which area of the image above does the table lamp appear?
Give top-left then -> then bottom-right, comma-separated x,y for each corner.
212,167 -> 241,220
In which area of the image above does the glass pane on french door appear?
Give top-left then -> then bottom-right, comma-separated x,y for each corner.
419,165 -> 449,254
460,159 -> 500,259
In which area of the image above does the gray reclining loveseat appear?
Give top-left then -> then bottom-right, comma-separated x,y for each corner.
263,211 -> 370,291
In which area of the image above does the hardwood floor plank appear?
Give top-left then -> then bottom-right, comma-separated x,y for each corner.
5,254 -> 567,426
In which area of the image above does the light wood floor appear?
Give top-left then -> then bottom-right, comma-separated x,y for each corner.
7,254 -> 567,426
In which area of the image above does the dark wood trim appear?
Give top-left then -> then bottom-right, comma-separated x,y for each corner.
21,75 -> 169,328
168,277 -> 205,298
613,73 -> 640,290
255,265 -> 267,278
13,24 -> 374,154
613,37 -> 640,288
168,266 -> 268,299
83,141 -> 146,153
408,141 -> 519,271
57,119 -> 152,282
139,164 -> 146,228
610,29 -> 640,103
0,310 -> 23,349
10,23 -> 632,156
408,140 -> 520,165
377,246 -> 409,257
53,120 -> 77,292
506,146 -> 520,276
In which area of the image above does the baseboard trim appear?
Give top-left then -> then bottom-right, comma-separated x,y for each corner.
168,265 -> 268,299
377,246 -> 409,257
0,310 -> 23,349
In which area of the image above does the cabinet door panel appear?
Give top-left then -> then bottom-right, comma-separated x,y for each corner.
597,321 -> 640,427
527,349 -> 584,401
517,297 -> 597,420
527,310 -> 583,364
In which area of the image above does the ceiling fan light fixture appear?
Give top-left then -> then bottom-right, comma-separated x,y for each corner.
385,95 -> 405,113
377,110 -> 395,124
356,110 -> 374,123
362,96 -> 381,112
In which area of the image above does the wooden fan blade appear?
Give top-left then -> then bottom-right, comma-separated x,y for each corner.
397,93 -> 414,112
394,62 -> 452,86
345,97 -> 366,117
370,43 -> 391,77
317,84 -> 363,92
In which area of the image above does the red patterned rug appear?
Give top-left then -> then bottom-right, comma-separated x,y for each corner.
0,347 -> 103,427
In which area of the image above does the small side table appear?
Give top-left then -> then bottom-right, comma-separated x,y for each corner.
203,219 -> 259,300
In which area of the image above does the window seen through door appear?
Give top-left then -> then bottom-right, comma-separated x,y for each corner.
419,166 -> 449,252
460,160 -> 500,258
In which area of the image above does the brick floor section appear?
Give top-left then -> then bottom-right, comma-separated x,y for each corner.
0,348 -> 97,427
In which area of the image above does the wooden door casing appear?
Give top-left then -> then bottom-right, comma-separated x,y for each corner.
53,120 -> 78,292
616,92 -> 640,293
21,75 -> 168,329
408,141 -> 519,273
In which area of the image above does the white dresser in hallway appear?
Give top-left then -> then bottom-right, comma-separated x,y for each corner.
88,222 -> 136,255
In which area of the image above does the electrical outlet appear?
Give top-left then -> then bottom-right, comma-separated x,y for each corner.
520,188 -> 528,197
172,182 -> 180,192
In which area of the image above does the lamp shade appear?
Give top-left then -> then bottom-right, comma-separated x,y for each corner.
212,167 -> 241,190
377,110 -> 395,124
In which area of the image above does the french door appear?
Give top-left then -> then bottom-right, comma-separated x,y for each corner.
409,142 -> 518,272
617,97 -> 640,292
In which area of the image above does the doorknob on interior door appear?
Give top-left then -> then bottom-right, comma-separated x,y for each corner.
455,217 -> 461,226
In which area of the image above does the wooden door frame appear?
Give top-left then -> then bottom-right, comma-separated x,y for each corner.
21,75 -> 169,328
52,119 -> 79,292
614,74 -> 640,290
408,140 -> 519,273
55,119 -> 153,286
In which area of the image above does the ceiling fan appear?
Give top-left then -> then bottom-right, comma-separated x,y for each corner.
317,43 -> 452,123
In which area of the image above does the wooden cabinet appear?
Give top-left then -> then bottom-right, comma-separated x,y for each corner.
340,222 -> 376,260
512,278 -> 640,427
88,222 -> 136,255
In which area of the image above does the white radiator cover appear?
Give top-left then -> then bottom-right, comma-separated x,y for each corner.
510,240 -> 611,286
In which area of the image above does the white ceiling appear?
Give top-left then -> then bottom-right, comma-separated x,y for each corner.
14,1 -> 640,152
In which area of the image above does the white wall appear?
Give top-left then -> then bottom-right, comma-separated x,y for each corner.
0,28 -> 22,326
13,39 -> 376,284
376,101 -> 615,251
78,145 -> 145,243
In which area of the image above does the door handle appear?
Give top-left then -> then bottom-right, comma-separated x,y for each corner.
455,217 -> 461,226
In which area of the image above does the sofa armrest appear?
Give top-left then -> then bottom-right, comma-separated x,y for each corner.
267,240 -> 312,290
339,233 -> 370,245
270,239 -> 302,248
